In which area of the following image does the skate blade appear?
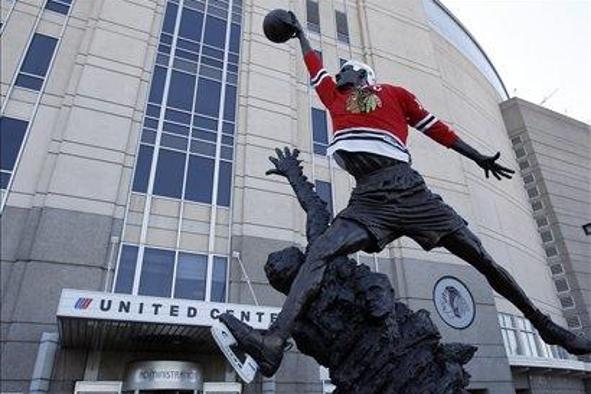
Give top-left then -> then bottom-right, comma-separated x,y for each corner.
211,322 -> 259,383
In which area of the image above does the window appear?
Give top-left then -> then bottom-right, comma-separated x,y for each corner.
114,245 -> 138,294
132,145 -> 154,193
153,149 -> 186,198
185,155 -> 214,203
312,107 -> 328,155
514,146 -> 526,159
518,160 -> 530,170
583,223 -> 591,236
114,244 -> 229,302
0,117 -> 29,189
549,263 -> 563,275
566,316 -> 581,329
545,246 -> 559,258
211,256 -> 228,302
554,277 -> 569,293
204,14 -> 227,48
540,230 -> 553,243
130,1 -> 240,207
531,200 -> 543,212
536,217 -> 548,228
559,295 -> 575,309
179,7 -> 204,41
522,173 -> 535,184
195,78 -> 221,116
335,11 -> 349,43
315,180 -> 333,217
167,71 -> 195,111
15,33 -> 58,91
511,136 -> 522,145
138,247 -> 175,297
306,0 -> 320,33
45,0 -> 72,15
175,253 -> 208,300
526,186 -> 539,198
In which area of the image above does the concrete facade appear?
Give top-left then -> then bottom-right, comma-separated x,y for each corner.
1,0 -> 589,393
500,97 -> 591,349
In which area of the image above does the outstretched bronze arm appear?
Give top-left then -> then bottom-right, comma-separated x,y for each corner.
266,147 -> 331,243
451,138 -> 515,181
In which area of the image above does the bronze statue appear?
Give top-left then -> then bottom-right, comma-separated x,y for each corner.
217,9 -> 591,383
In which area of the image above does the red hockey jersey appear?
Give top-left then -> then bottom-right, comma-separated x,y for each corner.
304,50 -> 458,163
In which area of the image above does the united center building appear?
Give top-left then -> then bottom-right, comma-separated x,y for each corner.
1,0 -> 590,393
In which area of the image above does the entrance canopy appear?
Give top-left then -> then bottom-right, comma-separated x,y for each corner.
57,289 -> 280,352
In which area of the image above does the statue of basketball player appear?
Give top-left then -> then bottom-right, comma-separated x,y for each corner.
219,11 -> 591,377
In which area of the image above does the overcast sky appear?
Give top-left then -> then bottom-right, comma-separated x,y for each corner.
441,0 -> 591,124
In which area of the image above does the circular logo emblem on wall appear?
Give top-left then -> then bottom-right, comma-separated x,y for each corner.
433,276 -> 475,329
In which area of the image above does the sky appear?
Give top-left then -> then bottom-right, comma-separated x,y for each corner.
441,0 -> 591,124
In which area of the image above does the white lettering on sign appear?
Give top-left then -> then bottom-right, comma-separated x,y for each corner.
57,289 -> 280,330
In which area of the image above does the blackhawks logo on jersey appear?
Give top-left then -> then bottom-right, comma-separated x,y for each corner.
346,87 -> 382,114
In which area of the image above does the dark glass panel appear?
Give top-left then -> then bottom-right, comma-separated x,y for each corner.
167,70 -> 195,111
153,149 -> 186,198
211,256 -> 227,302
15,74 -> 43,90
0,117 -> 29,171
185,155 -> 214,203
194,116 -> 218,130
163,2 -> 179,34
20,34 -> 58,77
229,23 -> 241,53
223,84 -> 237,121
165,108 -> 191,124
179,7 -> 204,41
204,15 -> 226,48
163,122 -> 190,136
148,66 -> 167,104
138,247 -> 175,297
114,245 -> 138,294
0,172 -> 10,189
132,144 -> 153,193
217,161 -> 232,207
45,1 -> 70,15
175,253 -> 207,300
311,107 -> 328,144
192,129 -> 217,142
141,129 -> 156,144
195,78 -> 221,116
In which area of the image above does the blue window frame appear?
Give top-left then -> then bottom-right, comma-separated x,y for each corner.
45,0 -> 72,15
15,33 -> 58,91
211,256 -> 228,302
138,247 -> 175,297
175,253 -> 208,300
114,245 -> 138,294
312,107 -> 329,155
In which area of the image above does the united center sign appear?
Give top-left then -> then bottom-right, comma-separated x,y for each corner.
57,289 -> 280,330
